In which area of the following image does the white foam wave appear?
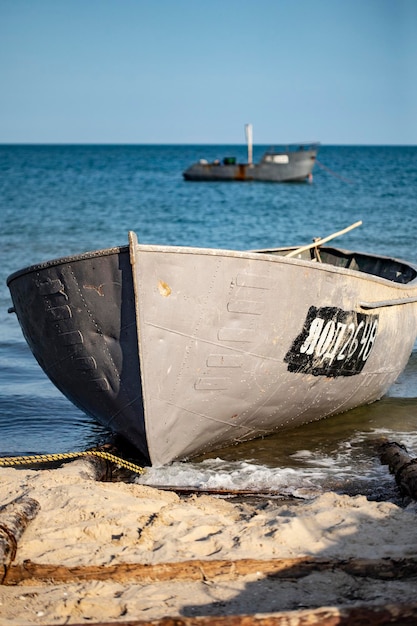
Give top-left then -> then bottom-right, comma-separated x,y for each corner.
135,427 -> 417,500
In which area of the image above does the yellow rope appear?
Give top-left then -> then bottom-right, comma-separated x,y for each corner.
0,450 -> 146,475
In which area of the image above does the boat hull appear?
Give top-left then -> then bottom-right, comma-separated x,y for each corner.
183,148 -> 317,182
7,246 -> 149,461
8,238 -> 417,466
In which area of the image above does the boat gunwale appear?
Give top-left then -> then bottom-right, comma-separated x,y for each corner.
6,245 -> 128,285
6,242 -> 417,292
126,243 -> 417,291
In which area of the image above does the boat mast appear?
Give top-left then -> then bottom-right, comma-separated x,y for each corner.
245,123 -> 253,165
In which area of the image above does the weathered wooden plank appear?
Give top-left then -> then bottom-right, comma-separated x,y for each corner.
379,440 -> 417,499
5,555 -> 417,585
37,602 -> 417,626
0,494 -> 40,582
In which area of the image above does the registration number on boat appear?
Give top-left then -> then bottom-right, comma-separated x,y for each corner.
284,306 -> 379,377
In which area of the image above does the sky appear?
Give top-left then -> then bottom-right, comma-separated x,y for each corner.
1,0 -> 416,145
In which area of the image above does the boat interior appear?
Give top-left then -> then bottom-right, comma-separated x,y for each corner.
265,246 -> 417,285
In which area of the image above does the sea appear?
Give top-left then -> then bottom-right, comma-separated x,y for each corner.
1,143 -> 417,501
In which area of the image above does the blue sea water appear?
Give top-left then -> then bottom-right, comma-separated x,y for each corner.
1,144 -> 417,497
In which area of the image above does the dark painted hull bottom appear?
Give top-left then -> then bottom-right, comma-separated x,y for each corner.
7,246 -> 150,462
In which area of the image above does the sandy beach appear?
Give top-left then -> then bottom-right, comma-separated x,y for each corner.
1,457 -> 417,625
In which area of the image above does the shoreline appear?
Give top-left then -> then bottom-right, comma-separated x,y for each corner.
1,458 -> 417,624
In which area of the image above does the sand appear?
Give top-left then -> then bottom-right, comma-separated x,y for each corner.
0,458 -> 417,625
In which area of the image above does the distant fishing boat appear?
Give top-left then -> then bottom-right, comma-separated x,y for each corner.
7,222 -> 417,466
183,124 -> 319,183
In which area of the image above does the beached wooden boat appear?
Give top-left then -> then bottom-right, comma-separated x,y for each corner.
183,124 -> 319,182
7,226 -> 417,466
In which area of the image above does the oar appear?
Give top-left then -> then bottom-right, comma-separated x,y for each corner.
285,220 -> 362,258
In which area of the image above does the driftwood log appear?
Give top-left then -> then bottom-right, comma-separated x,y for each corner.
0,494 -> 40,583
379,440 -> 417,499
39,603 -> 417,626
5,555 -> 417,585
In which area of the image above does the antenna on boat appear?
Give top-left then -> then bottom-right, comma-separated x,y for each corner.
245,123 -> 253,165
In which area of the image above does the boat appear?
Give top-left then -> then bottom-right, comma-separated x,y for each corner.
7,223 -> 417,466
183,124 -> 319,183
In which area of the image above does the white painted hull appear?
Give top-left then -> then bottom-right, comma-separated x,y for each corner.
129,235 -> 417,465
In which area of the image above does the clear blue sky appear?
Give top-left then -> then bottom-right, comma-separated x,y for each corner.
1,0 -> 416,145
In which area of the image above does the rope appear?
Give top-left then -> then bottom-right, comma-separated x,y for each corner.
0,450 -> 146,475
315,159 -> 354,184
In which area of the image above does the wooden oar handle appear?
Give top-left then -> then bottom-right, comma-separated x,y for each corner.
286,220 -> 362,258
